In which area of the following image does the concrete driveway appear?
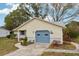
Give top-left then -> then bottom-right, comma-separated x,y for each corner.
5,43 -> 46,56
5,42 -> 79,56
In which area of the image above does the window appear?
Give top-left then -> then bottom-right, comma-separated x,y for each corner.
20,31 -> 25,35
45,34 -> 48,36
37,34 -> 40,36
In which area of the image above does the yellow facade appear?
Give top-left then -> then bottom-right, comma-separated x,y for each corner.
15,18 -> 63,44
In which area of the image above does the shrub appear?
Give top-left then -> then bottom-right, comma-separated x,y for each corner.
6,34 -> 16,39
63,31 -> 71,41
52,40 -> 61,47
73,36 -> 79,43
10,34 -> 16,39
21,37 -> 34,46
68,31 -> 79,38
63,29 -> 79,41
6,35 -> 11,38
21,37 -> 28,46
53,40 -> 60,45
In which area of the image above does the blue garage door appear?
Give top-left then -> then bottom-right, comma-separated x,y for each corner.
35,30 -> 50,43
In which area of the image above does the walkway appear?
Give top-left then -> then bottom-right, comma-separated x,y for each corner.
45,49 -> 79,53
5,43 -> 46,56
5,42 -> 79,56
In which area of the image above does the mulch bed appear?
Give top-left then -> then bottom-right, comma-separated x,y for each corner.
49,41 -> 76,50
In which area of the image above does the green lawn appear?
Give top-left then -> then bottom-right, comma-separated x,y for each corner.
49,41 -> 76,50
41,52 -> 79,56
0,38 -> 18,56
73,36 -> 79,43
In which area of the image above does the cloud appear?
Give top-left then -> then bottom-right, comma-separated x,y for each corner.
0,3 -> 19,15
0,8 -> 10,14
10,4 -> 19,12
6,3 -> 15,6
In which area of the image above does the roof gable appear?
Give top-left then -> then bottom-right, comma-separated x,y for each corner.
13,17 -> 65,31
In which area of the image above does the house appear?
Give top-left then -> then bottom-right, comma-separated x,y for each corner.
0,27 -> 10,37
13,17 -> 65,44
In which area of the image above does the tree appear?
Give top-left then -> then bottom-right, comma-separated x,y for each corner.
5,3 -> 49,30
5,4 -> 31,30
63,21 -> 79,41
19,3 -> 79,23
20,3 -> 49,19
49,3 -> 79,23
5,3 -> 79,30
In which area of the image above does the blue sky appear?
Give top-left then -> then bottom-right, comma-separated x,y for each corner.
0,3 -> 11,9
0,14 -> 6,26
0,3 -> 79,27
0,3 -> 11,26
0,3 -> 19,26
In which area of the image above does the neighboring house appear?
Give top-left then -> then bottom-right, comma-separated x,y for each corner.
0,27 -> 10,37
13,17 -> 65,44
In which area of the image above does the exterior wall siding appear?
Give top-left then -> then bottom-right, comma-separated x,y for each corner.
0,29 -> 10,37
16,19 -> 63,44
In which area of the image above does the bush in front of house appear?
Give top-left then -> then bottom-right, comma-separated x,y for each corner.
6,34 -> 16,39
21,37 -> 34,46
73,36 -> 79,43
6,35 -> 10,38
63,21 -> 79,42
63,29 -> 79,42
21,37 -> 28,46
51,40 -> 61,47
68,31 -> 79,38
63,30 -> 71,41
6,31 -> 16,39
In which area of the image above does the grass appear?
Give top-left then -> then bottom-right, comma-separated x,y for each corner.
0,38 -> 18,56
41,52 -> 79,56
73,36 -> 79,43
49,41 -> 76,50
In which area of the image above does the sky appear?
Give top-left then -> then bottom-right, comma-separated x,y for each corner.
0,3 -> 79,27
0,3 -> 19,26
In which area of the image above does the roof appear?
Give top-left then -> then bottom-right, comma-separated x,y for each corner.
0,27 -> 10,31
13,17 -> 66,31
0,26 -> 5,29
